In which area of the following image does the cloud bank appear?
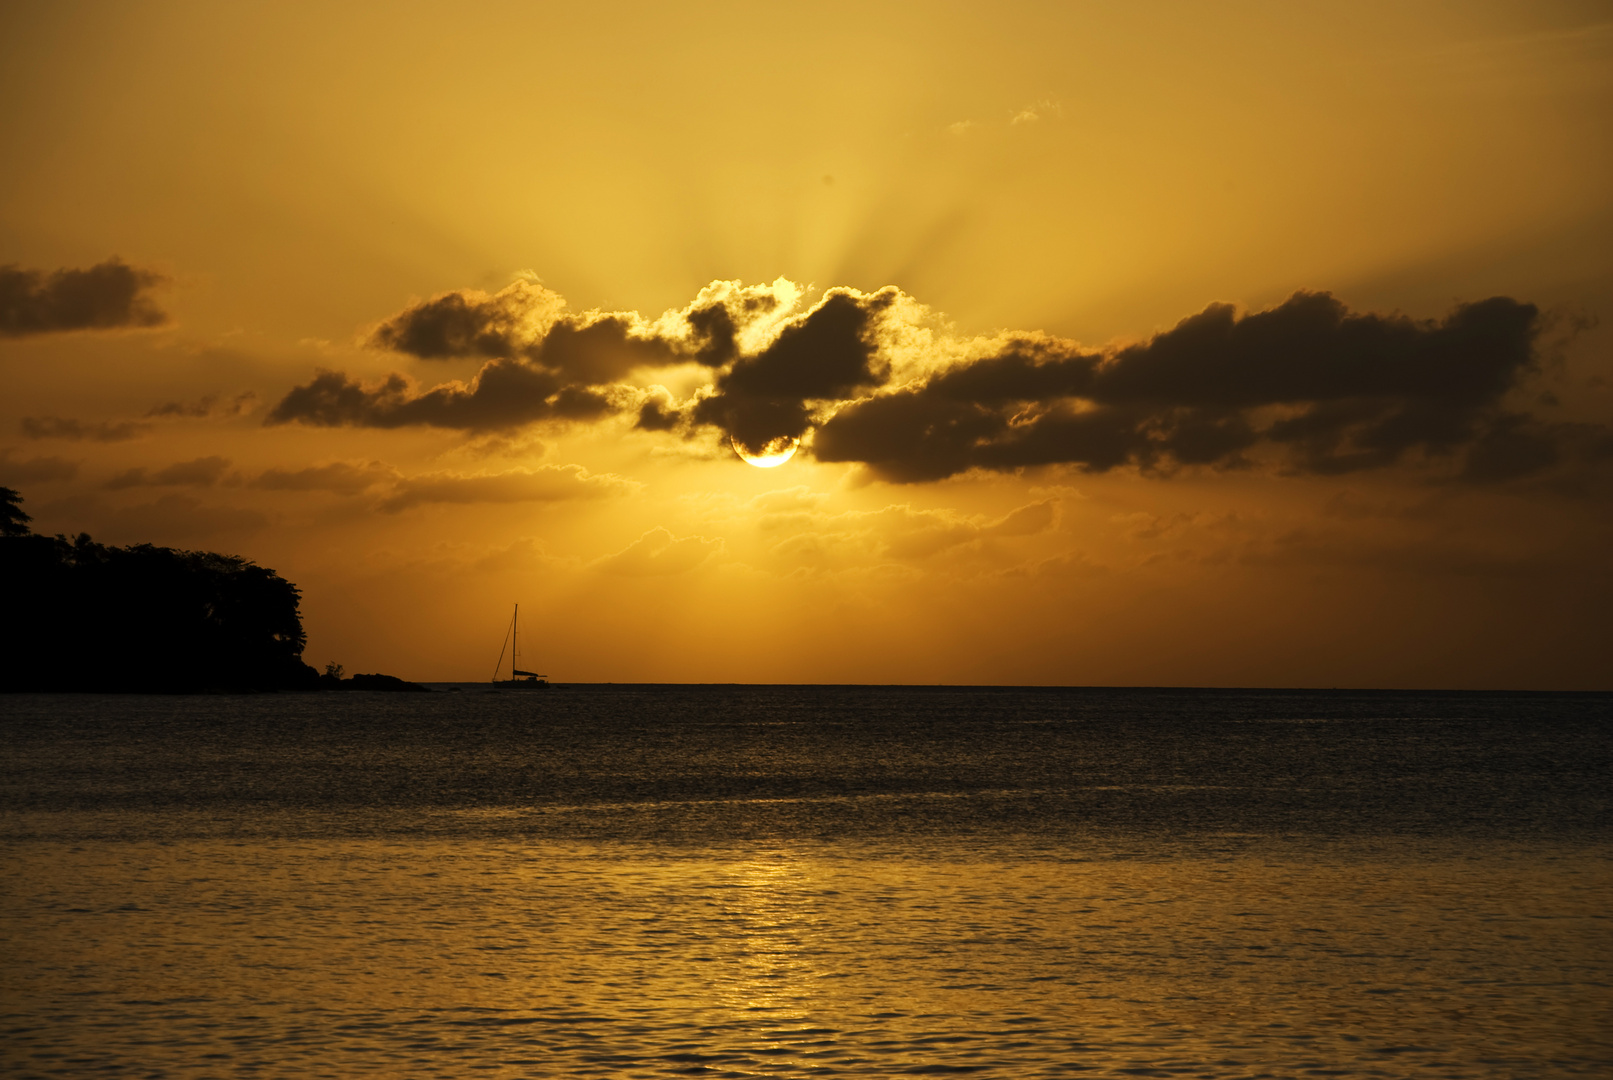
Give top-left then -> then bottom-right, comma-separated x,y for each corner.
269,278 -> 1600,486
244,460 -> 635,511
146,392 -> 258,419
106,456 -> 231,490
0,450 -> 79,485
594,526 -> 724,577
22,417 -> 151,442
378,465 -> 634,512
0,259 -> 167,337
816,292 -> 1559,482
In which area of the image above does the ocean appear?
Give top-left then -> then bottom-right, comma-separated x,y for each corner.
1,686 -> 1609,1077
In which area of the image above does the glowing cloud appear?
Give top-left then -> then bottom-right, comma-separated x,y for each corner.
267,278 -> 1602,488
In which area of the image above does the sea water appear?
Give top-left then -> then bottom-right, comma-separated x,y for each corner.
1,686 -> 1608,1077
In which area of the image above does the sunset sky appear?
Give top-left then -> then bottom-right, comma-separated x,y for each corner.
3,1 -> 1610,688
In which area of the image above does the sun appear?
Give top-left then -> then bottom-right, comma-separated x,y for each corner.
731,434 -> 800,468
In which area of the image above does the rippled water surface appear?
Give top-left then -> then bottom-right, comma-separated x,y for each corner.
2,686 -> 1609,1077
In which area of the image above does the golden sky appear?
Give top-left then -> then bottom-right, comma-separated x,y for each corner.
3,1 -> 1610,687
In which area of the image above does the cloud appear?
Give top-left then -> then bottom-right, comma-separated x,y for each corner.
635,394 -> 682,432
813,292 -> 1583,482
0,450 -> 79,484
368,279 -> 564,359
1010,99 -> 1061,125
987,500 -> 1057,536
0,259 -> 167,337
267,277 -> 806,434
451,431 -> 550,460
695,487 -> 1058,571
145,391 -> 258,418
534,316 -> 680,383
689,287 -> 904,449
245,460 -> 398,495
105,456 -> 232,490
593,526 -> 723,576
378,464 -> 636,512
271,276 -> 1601,487
367,278 -> 676,384
861,501 -> 1057,560
21,416 -> 151,442
951,99 -> 1060,133
264,364 -> 622,431
370,282 -> 554,361
237,459 -> 635,510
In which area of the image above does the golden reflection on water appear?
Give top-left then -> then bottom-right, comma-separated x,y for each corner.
4,836 -> 1610,1077
709,852 -> 825,1015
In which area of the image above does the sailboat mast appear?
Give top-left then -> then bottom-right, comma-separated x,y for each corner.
512,603 -> 518,678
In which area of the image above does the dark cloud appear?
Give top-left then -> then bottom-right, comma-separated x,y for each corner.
1098,293 -> 1532,406
370,282 -> 673,382
1460,418 -> 1613,486
21,416 -> 151,442
146,391 -> 257,419
275,282 -> 681,432
0,259 -> 167,337
684,302 -> 740,366
289,279 -> 869,441
273,278 -> 1601,487
0,450 -> 79,485
276,278 -> 818,436
635,396 -> 681,432
691,288 -> 900,449
811,392 -> 1003,483
368,281 -> 556,359
535,317 -> 677,383
265,362 -> 615,431
814,292 -> 1580,483
681,291 -> 782,366
105,456 -> 232,490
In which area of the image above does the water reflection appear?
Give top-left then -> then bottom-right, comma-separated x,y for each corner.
707,852 -> 826,1016
4,837 -> 1610,1076
4,684 -> 1610,1076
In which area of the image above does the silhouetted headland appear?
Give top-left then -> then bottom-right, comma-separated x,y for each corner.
328,672 -> 431,692
0,487 -> 419,693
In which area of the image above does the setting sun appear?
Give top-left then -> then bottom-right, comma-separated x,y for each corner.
731,435 -> 800,468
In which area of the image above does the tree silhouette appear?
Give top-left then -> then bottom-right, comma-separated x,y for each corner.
0,487 -> 30,537
0,488 -> 319,691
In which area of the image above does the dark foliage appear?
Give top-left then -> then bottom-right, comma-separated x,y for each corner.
0,489 -> 318,692
1,487 -> 31,538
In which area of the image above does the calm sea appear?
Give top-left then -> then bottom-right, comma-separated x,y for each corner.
1,686 -> 1609,1077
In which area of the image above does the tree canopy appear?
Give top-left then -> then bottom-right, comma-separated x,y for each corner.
0,488 -> 319,692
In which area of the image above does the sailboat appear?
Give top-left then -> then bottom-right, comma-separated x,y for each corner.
491,603 -> 549,689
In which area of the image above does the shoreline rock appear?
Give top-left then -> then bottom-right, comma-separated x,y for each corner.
325,672 -> 432,693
